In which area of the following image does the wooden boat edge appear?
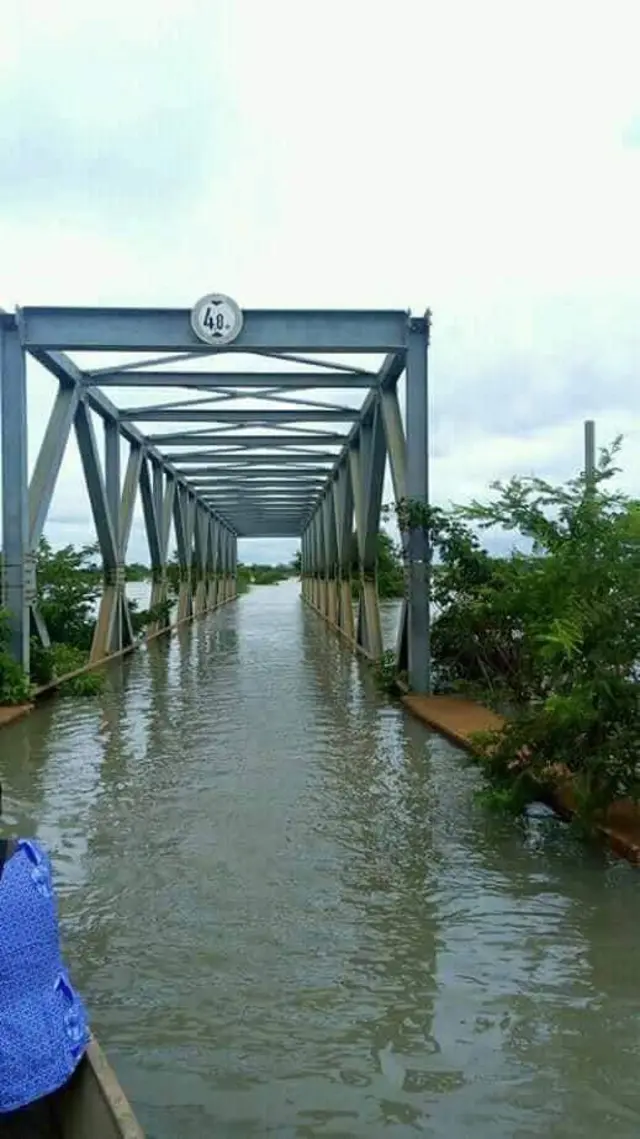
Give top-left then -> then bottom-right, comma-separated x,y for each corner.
85,1037 -> 144,1139
55,1035 -> 145,1139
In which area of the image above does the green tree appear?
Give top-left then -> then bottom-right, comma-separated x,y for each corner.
0,609 -> 32,705
36,539 -> 101,652
430,438 -> 640,815
350,530 -> 405,599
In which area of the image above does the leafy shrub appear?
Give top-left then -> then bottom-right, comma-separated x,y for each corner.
0,610 -> 32,705
426,438 -> 640,816
48,644 -> 105,696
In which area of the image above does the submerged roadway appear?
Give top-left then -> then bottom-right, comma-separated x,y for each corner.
3,580 -> 640,1138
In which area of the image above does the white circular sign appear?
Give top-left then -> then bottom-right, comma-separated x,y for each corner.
191,293 -> 243,346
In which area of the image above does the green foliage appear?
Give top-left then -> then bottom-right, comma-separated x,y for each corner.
425,437 -> 640,817
0,611 -> 32,705
126,562 -> 151,581
350,530 -> 405,599
236,566 -> 251,594
474,780 -> 534,815
374,649 -> 402,693
29,637 -> 56,687
244,563 -> 293,586
36,538 -> 101,652
129,599 -> 173,636
376,531 -> 405,598
47,644 -> 105,696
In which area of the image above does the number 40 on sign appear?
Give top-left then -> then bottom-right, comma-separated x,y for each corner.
190,293 -> 244,346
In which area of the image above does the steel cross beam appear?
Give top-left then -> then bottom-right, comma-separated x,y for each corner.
169,455 -> 339,467
192,481 -> 325,492
146,433 -> 348,447
88,371 -> 376,389
120,408 -> 359,423
18,307 -> 410,353
28,348 -> 236,535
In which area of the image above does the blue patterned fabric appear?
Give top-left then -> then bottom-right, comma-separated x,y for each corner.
0,839 -> 90,1113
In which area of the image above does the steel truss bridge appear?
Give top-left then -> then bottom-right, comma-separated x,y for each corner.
0,304 -> 430,692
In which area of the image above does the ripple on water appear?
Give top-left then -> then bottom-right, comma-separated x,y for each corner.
2,582 -> 640,1138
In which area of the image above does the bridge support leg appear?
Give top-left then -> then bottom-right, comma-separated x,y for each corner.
332,464 -> 354,643
192,506 -> 208,616
74,401 -> 122,662
219,529 -> 229,601
174,485 -> 195,623
338,574 -> 354,641
145,465 -> 174,635
404,316 -> 431,693
0,317 -> 30,672
208,575 -> 218,609
322,494 -> 338,626
349,407 -> 385,660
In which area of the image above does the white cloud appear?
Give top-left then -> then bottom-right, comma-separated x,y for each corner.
1,0 -> 639,564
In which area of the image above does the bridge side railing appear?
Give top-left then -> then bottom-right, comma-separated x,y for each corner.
0,313 -> 237,676
301,314 -> 431,693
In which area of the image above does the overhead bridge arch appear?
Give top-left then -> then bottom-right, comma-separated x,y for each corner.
0,303 -> 431,692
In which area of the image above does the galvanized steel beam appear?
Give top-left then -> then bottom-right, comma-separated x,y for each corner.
404,315 -> 431,692
0,316 -> 30,669
19,307 -> 410,354
120,408 -> 358,424
89,371 -> 375,389
146,433 -> 347,448
28,384 -> 80,551
29,347 -> 236,535
171,456 -> 338,468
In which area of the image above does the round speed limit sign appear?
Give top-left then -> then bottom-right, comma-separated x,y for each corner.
191,293 -> 244,346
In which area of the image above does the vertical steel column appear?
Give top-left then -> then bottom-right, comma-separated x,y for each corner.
0,316 -> 30,671
218,526 -> 228,600
306,527 -> 313,603
304,530 -> 312,604
349,417 -> 384,659
305,520 -> 312,604
148,469 -> 175,632
230,532 -> 238,598
140,456 -> 166,634
311,512 -> 321,610
332,462 -> 355,642
104,419 -> 123,652
149,461 -> 167,622
360,404 -> 385,659
405,314 -> 431,692
224,527 -> 233,600
302,529 -> 310,602
117,442 -> 142,649
192,505 -> 208,615
380,387 -> 409,670
204,516 -> 212,609
174,485 -> 195,622
312,503 -> 323,619
323,490 -> 338,625
207,517 -> 219,608
74,399 -> 119,661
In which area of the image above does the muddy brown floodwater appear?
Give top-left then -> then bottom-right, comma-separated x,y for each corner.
2,580 -> 640,1137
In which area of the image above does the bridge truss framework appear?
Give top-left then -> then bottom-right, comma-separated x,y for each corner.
0,305 -> 430,692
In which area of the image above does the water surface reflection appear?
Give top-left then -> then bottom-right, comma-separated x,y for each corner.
1,581 -> 639,1136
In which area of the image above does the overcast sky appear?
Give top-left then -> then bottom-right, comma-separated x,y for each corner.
1,0 -> 639,564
